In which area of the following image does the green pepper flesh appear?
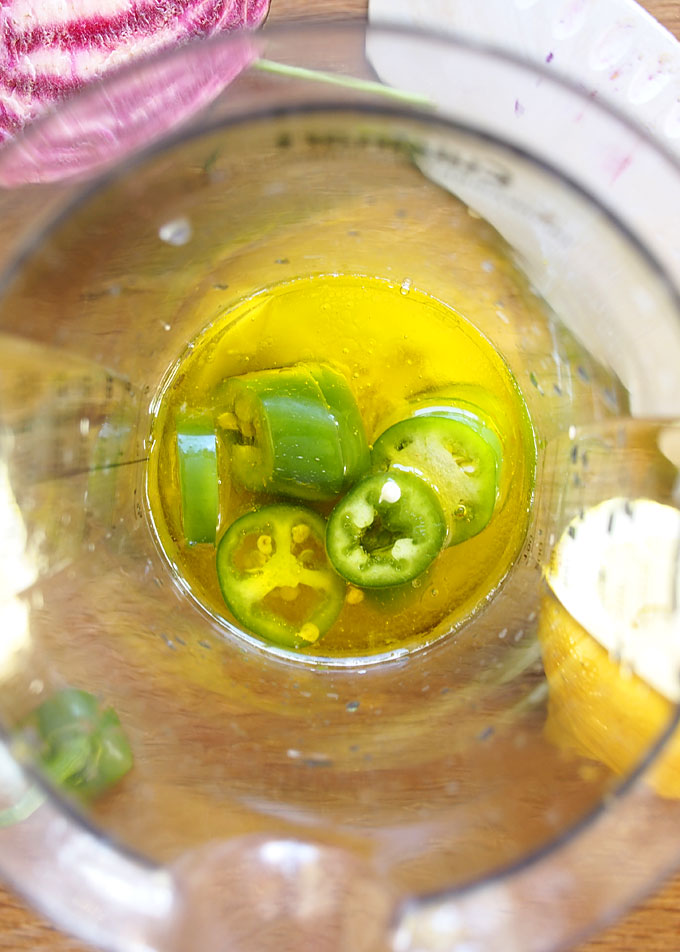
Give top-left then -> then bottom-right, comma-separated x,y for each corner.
32,688 -> 133,798
372,414 -> 499,546
176,418 -> 220,544
221,363 -> 369,501
406,398 -> 503,472
326,470 -> 447,587
216,504 -> 345,648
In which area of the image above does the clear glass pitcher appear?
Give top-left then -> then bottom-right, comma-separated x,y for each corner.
1,21 -> 680,952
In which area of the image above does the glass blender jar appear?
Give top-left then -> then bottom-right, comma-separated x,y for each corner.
0,21 -> 679,952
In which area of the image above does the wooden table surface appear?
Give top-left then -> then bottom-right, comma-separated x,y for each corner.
1,0 -> 680,950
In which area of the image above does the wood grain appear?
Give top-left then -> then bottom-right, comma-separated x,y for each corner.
1,1 -> 679,951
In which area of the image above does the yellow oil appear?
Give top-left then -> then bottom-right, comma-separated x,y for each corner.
147,273 -> 536,660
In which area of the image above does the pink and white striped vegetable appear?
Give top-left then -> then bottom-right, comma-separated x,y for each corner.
0,0 -> 270,183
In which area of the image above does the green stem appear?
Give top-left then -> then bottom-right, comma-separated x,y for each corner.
254,58 -> 433,108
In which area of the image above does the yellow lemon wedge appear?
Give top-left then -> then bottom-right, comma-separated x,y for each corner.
539,498 -> 680,798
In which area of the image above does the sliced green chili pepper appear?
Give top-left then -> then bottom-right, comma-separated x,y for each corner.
216,504 -> 345,648
372,414 -> 499,546
27,688 -> 133,798
326,471 -> 447,587
405,398 -> 503,472
219,363 -> 369,501
176,417 -> 219,544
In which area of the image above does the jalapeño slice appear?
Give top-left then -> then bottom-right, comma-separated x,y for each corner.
176,417 -> 220,545
326,471 -> 447,588
216,504 -> 345,648
406,399 -> 503,475
372,415 -> 499,546
219,363 -> 369,501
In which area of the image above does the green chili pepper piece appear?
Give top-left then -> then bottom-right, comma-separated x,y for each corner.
326,470 -> 447,587
0,689 -> 133,827
406,398 -> 503,474
372,414 -> 499,546
33,688 -> 133,798
176,417 -> 220,545
307,363 -> 370,491
216,504 -> 345,648
220,363 -> 369,501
